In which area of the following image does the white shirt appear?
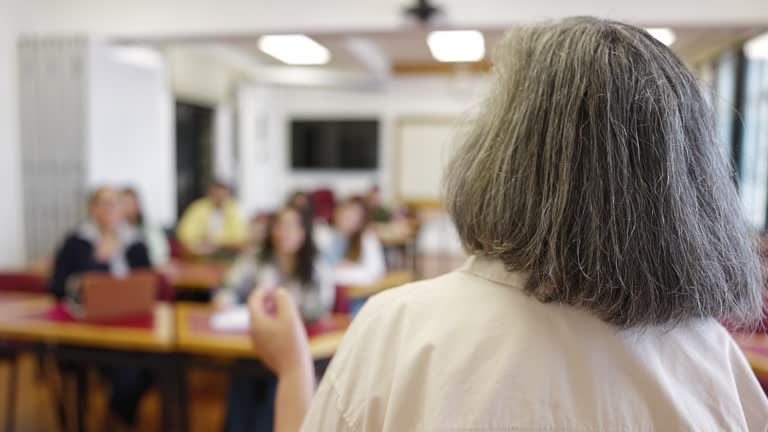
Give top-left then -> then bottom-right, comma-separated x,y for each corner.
303,256 -> 768,431
314,225 -> 386,286
332,230 -> 386,286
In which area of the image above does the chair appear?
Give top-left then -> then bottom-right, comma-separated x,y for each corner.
0,272 -> 47,293
332,285 -> 351,315
310,189 -> 336,223
155,271 -> 175,303
167,231 -> 186,259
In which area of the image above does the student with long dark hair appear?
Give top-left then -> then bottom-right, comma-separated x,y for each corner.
216,205 -> 334,432
215,205 -> 334,320
247,17 -> 768,431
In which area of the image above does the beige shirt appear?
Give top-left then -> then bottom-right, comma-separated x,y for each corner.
303,256 -> 768,431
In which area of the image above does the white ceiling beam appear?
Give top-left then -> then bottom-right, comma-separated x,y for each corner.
198,43 -> 384,90
343,36 -> 391,80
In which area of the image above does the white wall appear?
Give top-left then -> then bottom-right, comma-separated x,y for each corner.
0,1 -> 25,268
166,46 -> 236,104
236,75 -> 488,215
88,41 -> 176,226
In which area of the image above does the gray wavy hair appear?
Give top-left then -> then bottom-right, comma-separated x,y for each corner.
444,17 -> 765,328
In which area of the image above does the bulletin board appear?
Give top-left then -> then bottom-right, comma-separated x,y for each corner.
394,117 -> 466,207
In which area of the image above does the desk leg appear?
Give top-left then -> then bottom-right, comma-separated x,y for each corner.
177,359 -> 189,432
5,357 -> 16,432
42,354 -> 68,432
74,367 -> 87,432
159,355 -> 188,432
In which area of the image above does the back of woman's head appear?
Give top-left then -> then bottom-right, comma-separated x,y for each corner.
444,16 -> 764,328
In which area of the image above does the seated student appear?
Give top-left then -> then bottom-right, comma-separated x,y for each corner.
215,205 -> 334,432
247,212 -> 273,253
121,187 -> 170,267
50,187 -> 151,299
364,185 -> 392,223
176,181 -> 248,256
286,190 -> 312,215
315,198 -> 386,286
215,205 -> 335,319
246,18 -> 768,432
50,186 -> 153,430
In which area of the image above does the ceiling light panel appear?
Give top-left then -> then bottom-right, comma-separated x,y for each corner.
645,28 -> 676,46
258,34 -> 330,65
745,32 -> 768,60
427,30 -> 485,63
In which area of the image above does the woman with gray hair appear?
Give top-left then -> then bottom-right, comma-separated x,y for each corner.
247,17 -> 768,431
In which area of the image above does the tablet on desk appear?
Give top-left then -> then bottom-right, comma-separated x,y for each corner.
70,271 -> 158,321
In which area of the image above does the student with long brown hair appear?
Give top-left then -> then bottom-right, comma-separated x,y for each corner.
215,205 -> 334,432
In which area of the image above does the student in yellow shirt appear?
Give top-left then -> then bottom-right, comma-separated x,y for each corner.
176,181 -> 248,256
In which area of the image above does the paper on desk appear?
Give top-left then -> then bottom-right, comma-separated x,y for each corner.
210,305 -> 250,331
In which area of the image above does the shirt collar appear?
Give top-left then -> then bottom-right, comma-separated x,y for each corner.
461,255 -> 530,289
77,220 -> 139,245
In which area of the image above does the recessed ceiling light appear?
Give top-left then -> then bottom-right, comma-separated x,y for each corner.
257,34 -> 330,65
111,46 -> 164,69
645,28 -> 676,46
427,30 -> 485,63
745,32 -> 768,59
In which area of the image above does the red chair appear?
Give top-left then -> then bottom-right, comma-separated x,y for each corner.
310,189 -> 336,223
332,285 -> 351,315
0,272 -> 47,293
155,271 -> 175,303
168,234 -> 186,259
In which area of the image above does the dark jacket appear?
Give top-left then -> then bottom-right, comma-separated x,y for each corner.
49,232 -> 151,300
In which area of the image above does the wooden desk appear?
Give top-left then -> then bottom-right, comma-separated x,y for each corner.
0,297 -> 174,352
0,297 -> 184,432
167,260 -> 228,292
373,219 -> 418,246
0,291 -> 47,310
373,220 -> 420,275
347,271 -> 415,300
732,332 -> 768,376
175,303 -> 349,361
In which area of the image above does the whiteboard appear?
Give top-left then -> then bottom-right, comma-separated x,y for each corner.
396,118 -> 462,202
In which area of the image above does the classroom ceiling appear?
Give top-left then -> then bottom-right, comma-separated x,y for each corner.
155,26 -> 766,75
142,25 -> 767,103
224,30 -> 508,69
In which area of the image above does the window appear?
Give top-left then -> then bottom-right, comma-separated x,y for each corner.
739,37 -> 768,229
290,119 -> 379,170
